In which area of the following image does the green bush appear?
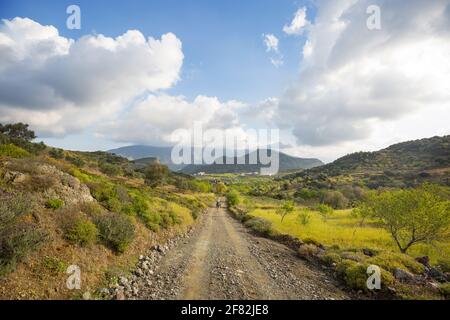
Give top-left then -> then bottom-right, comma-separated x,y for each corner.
0,144 -> 31,158
320,190 -> 349,209
65,155 -> 85,167
336,260 -> 394,292
244,217 -> 274,236
0,223 -> 45,275
367,252 -> 425,274
437,259 -> 450,273
65,218 -> 98,247
42,256 -> 67,275
0,194 -> 45,275
316,203 -> 334,221
45,198 -> 64,210
99,162 -> 122,176
143,162 -> 169,186
226,190 -> 240,207
297,210 -> 311,225
321,252 -> 342,266
439,283 -> 450,298
95,213 -> 135,253
49,148 -> 64,159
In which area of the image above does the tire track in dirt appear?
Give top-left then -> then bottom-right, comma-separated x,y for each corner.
137,206 -> 348,300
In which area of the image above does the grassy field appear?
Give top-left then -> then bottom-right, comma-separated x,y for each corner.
245,197 -> 450,264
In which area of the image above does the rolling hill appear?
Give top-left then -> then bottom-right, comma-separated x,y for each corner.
107,145 -> 184,171
288,135 -> 450,188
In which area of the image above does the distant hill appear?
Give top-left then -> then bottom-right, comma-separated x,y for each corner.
288,135 -> 450,188
107,145 -> 184,171
181,150 -> 323,175
108,145 -> 323,174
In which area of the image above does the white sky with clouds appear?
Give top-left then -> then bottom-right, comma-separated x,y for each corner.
0,0 -> 449,163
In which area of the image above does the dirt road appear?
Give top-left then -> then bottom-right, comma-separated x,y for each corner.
135,207 -> 348,300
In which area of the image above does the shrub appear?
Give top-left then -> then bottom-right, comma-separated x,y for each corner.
321,252 -> 342,266
436,259 -> 450,273
295,188 -> 318,200
244,217 -> 274,236
42,256 -> 67,275
367,252 -> 425,274
320,190 -> 349,209
303,237 -> 322,247
95,213 -> 135,253
65,155 -> 85,167
99,162 -> 122,176
226,190 -> 240,207
297,244 -> 319,259
65,218 -> 98,247
49,148 -> 64,159
316,204 -> 334,221
143,163 -> 169,186
45,198 -> 64,210
79,201 -> 104,217
297,210 -> 311,225
0,144 -> 31,158
0,194 -> 45,275
439,283 -> 450,298
0,223 -> 46,275
140,210 -> 162,232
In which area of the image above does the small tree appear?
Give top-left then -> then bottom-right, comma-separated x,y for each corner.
316,204 -> 334,222
0,123 -> 36,142
143,162 -> 169,186
276,200 -> 295,223
360,184 -> 450,253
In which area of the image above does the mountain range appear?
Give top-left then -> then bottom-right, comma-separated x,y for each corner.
108,145 -> 323,174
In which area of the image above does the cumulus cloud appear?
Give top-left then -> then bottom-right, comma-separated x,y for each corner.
98,95 -> 247,146
0,17 -> 184,136
283,7 -> 309,35
277,0 -> 450,146
263,33 -> 279,53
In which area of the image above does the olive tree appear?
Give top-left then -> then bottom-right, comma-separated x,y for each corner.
359,184 -> 450,253
276,200 -> 295,223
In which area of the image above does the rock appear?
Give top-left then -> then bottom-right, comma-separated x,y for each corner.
393,268 -> 416,283
341,252 -> 363,262
139,255 -> 145,260
415,256 -> 430,267
428,282 -> 440,290
362,248 -> 375,257
98,288 -> 110,296
4,171 -> 27,184
115,289 -> 125,300
119,276 -> 128,286
427,267 -> 447,282
82,291 -> 91,300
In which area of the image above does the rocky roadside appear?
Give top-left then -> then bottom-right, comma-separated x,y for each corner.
96,220 -> 202,300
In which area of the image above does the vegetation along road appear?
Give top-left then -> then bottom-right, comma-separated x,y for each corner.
127,205 -> 348,300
